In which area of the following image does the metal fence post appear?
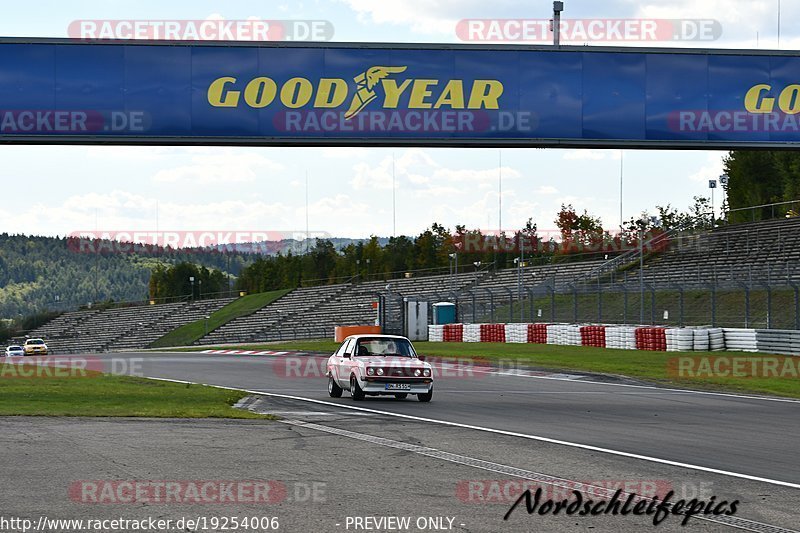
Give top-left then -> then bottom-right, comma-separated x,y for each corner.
650,285 -> 656,325
792,282 -> 800,330
572,284 -> 578,324
597,281 -> 603,323
470,291 -> 477,323
765,283 -> 772,329
745,285 -> 750,329
710,283 -> 717,328
527,287 -> 535,323
622,285 -> 628,325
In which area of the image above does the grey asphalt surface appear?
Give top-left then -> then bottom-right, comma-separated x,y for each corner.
3,350 -> 797,532
112,351 -> 800,486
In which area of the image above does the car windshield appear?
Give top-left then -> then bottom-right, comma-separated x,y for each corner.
355,338 -> 416,358
8,346 -> 22,351
27,340 -> 44,345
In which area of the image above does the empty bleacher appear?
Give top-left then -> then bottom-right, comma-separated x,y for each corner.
20,217 -> 800,351
21,298 -> 235,353
612,217 -> 800,288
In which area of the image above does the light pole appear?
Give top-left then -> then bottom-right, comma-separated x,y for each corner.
204,315 -> 210,336
514,257 -> 523,322
708,178 -> 718,227
552,1 -> 564,46
355,259 -> 361,283
638,222 -> 644,324
198,279 -> 202,300
366,258 -> 371,281
473,261 -> 481,285
719,173 -> 729,222
189,276 -> 195,301
448,253 -> 457,294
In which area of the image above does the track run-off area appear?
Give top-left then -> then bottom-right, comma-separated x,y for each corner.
113,350 -> 798,488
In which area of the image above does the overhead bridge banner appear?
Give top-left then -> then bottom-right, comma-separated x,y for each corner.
1,39 -> 799,147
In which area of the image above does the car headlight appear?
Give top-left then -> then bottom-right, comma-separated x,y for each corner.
423,369 -> 431,377
376,368 -> 384,376
414,369 -> 422,377
367,368 -> 375,376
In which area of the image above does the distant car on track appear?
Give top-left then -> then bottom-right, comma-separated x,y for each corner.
23,338 -> 48,356
326,334 -> 433,402
4,345 -> 24,357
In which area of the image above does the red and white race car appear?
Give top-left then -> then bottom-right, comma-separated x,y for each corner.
326,334 -> 433,402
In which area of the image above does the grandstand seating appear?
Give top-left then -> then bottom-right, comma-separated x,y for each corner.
16,217 -> 800,351
611,217 -> 800,288
20,299 -> 235,353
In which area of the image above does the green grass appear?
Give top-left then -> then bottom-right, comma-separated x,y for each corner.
181,339 -> 800,399
151,289 -> 291,348
0,369 -> 271,418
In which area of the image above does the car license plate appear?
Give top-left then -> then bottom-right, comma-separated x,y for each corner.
385,383 -> 411,391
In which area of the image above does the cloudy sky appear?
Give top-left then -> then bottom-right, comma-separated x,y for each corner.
0,0 -> 792,240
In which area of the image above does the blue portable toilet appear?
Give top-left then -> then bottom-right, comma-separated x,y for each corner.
432,302 -> 456,325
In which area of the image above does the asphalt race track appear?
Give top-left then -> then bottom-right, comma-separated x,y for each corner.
9,349 -> 793,532
114,351 -> 799,488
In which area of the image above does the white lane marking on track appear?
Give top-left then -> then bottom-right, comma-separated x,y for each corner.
145,376 -> 800,490
281,419 -> 799,533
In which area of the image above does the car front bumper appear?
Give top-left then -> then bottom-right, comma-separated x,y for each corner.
361,377 -> 433,394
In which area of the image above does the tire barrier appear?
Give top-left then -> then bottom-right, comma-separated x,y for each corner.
547,324 -> 582,346
709,328 -> 726,351
606,326 -> 637,350
751,329 -> 800,356
666,328 -> 693,352
443,323 -> 463,342
692,328 -> 710,352
722,328 -> 758,352
505,323 -> 528,343
427,324 -> 798,356
636,327 -> 667,351
580,326 -> 606,348
463,323 -> 480,342
527,323 -> 549,344
480,323 -> 506,343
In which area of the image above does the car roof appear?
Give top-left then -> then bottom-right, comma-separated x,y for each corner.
345,334 -> 409,341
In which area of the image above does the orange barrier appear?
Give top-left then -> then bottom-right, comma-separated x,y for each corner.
334,325 -> 382,342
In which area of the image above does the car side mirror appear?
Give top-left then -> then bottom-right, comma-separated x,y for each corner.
343,353 -> 351,359
418,355 -> 426,362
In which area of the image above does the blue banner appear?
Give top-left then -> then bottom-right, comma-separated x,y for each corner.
1,40 -> 799,147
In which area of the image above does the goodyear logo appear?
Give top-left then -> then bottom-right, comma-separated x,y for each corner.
207,65 -> 504,117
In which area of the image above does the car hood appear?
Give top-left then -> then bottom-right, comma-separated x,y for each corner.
354,356 -> 429,368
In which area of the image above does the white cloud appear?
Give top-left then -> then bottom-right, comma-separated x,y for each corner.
322,147 -> 370,159
562,149 -> 622,161
152,151 -> 284,184
689,153 -> 726,183
340,0 -> 463,34
350,159 -> 394,190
